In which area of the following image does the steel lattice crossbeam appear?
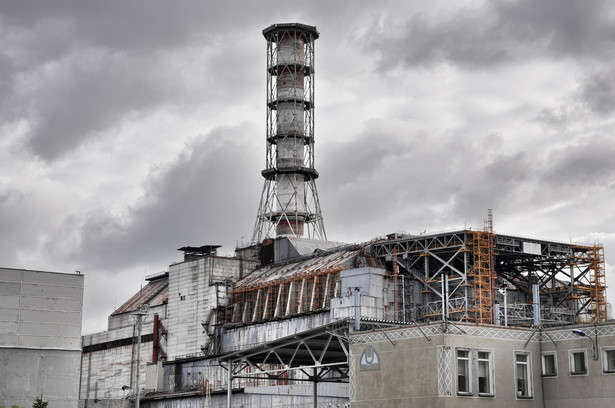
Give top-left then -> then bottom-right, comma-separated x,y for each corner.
369,230 -> 607,326
220,321 -> 350,383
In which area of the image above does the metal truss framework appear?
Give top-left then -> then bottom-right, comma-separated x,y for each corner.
221,322 -> 350,407
253,23 -> 326,243
370,230 -> 607,326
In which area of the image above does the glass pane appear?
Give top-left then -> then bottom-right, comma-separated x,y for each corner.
607,350 -> 615,371
516,362 -> 528,396
479,360 -> 489,393
458,359 -> 469,392
573,352 -> 586,374
517,354 -> 527,363
543,354 -> 555,375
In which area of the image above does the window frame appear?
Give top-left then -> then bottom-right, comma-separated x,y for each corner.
541,351 -> 557,378
456,348 -> 472,396
514,351 -> 533,399
569,348 -> 588,376
601,347 -> 615,375
477,350 -> 494,396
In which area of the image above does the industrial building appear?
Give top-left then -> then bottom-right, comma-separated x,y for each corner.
78,23 -> 613,408
0,267 -> 84,408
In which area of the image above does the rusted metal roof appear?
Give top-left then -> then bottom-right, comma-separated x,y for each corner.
235,247 -> 360,289
112,277 -> 168,315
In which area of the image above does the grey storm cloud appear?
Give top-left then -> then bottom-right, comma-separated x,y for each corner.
580,70 -> 615,116
24,52 -> 176,160
365,0 -> 615,70
72,123 -> 261,271
542,136 -> 615,186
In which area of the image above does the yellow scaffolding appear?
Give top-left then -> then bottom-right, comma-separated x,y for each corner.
572,244 -> 608,322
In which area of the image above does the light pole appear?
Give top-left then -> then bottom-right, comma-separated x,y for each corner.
132,305 -> 149,408
572,328 -> 598,360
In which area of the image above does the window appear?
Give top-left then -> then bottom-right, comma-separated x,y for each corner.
478,351 -> 493,395
456,348 -> 494,397
457,349 -> 471,394
569,349 -> 588,375
515,352 -> 532,398
541,352 -> 557,377
601,348 -> 615,374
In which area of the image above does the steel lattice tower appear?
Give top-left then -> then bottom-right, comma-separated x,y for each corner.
252,23 -> 326,243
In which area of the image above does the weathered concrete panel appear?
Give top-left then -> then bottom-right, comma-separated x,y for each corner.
21,296 -> 83,312
0,307 -> 19,321
19,334 -> 82,349
0,294 -> 19,308
0,282 -> 21,295
21,282 -> 83,299
23,270 -> 84,287
0,321 -> 18,333
20,309 -> 81,325
0,348 -> 81,408
0,333 -> 17,345
0,268 -> 22,282
20,322 -> 82,337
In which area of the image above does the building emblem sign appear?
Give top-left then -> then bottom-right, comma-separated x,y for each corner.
360,346 -> 380,371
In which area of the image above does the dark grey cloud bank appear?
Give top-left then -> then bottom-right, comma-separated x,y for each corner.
1,0 -> 614,332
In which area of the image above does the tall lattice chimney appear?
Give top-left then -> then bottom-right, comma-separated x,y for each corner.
252,23 -> 326,243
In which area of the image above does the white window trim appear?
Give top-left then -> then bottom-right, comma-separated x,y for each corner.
514,351 -> 533,400
541,351 -> 558,378
601,347 -> 615,375
456,348 -> 472,396
569,348 -> 589,376
477,349 -> 495,397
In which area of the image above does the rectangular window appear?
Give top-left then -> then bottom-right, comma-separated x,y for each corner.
569,349 -> 587,375
602,348 -> 615,374
515,352 -> 532,398
541,352 -> 557,377
478,351 -> 493,395
457,349 -> 471,394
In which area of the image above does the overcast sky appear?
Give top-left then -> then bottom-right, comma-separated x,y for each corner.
2,0 -> 615,334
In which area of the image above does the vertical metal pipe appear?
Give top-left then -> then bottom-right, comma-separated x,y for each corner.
393,250 -> 399,321
227,360 -> 232,408
532,283 -> 540,327
135,315 -> 142,408
354,288 -> 361,331
504,289 -> 508,327
313,367 -> 318,408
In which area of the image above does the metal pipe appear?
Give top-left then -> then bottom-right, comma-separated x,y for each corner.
227,360 -> 232,408
354,288 -> 361,331
532,283 -> 540,327
313,367 -> 318,408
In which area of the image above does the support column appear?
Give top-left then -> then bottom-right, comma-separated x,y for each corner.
227,360 -> 232,408
313,367 -> 318,408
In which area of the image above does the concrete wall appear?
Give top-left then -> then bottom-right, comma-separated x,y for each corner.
350,324 -> 544,408
0,268 -> 84,407
220,313 -> 331,353
541,325 -> 615,408
142,384 -> 349,408
166,256 -> 255,358
80,317 -> 165,402
0,268 -> 84,350
350,323 -> 615,408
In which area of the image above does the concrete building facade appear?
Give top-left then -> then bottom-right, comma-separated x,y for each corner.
0,268 -> 84,408
350,322 -> 615,407
79,246 -> 259,407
